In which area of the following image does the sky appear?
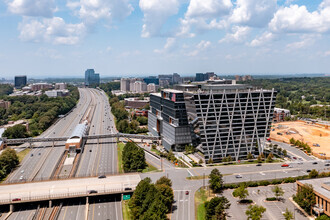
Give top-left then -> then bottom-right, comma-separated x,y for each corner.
0,0 -> 330,78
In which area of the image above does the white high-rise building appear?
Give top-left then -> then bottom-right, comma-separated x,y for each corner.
134,81 -> 147,93
120,78 -> 130,91
147,83 -> 159,92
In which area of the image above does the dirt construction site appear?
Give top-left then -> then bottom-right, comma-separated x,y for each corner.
270,121 -> 330,158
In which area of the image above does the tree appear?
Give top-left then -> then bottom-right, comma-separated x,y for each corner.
283,208 -> 294,220
257,155 -> 263,163
209,169 -> 224,193
0,148 -> 19,180
266,153 -> 273,163
122,142 -> 147,172
246,205 -> 266,220
155,183 -> 174,212
2,124 -> 30,139
272,185 -> 284,200
293,183 -> 315,214
205,197 -> 231,220
283,149 -> 288,156
233,184 -> 249,201
308,169 -> 319,178
247,152 -> 253,160
155,176 -> 172,187
316,215 -> 330,220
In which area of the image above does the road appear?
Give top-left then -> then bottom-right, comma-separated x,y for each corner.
76,89 -> 117,178
58,200 -> 85,220
271,140 -> 315,161
88,195 -> 122,220
5,88 -> 95,183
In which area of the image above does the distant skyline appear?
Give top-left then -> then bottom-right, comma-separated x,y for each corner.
1,0 -> 330,77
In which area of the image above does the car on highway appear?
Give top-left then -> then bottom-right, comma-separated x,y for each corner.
124,187 -> 132,191
256,163 -> 262,166
235,174 -> 242,178
12,198 -> 21,202
297,162 -> 303,165
313,162 -> 318,165
281,164 -> 289,167
30,154 -> 33,157
325,164 -> 330,166
88,190 -> 98,194
306,169 -> 312,172
185,191 -> 189,195
98,175 -> 106,179
0,213 -> 2,217
293,157 -> 297,160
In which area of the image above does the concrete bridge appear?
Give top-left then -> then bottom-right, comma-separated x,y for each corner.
1,133 -> 160,145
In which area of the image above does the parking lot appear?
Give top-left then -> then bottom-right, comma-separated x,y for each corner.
223,183 -> 308,220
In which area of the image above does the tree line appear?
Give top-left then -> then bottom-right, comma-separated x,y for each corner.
1,85 -> 79,138
0,84 -> 13,97
246,77 -> 330,120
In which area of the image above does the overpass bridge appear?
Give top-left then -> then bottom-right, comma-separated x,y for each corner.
1,133 -> 160,145
0,174 -> 140,206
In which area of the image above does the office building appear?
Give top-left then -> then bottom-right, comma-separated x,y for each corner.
14,75 -> 27,88
134,81 -> 147,93
297,178 -> 330,217
55,83 -> 67,90
121,78 -> 130,91
148,89 -> 196,151
31,83 -> 52,91
273,108 -> 290,122
45,90 -> 68,98
85,69 -> 100,87
149,80 -> 276,162
195,72 -> 215,82
124,97 -> 149,109
172,73 -> 182,84
147,83 -> 159,92
143,77 -> 159,85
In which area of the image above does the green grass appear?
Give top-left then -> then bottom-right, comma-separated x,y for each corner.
142,162 -> 159,173
117,142 -> 125,173
150,148 -> 160,155
195,187 -> 214,220
122,200 -> 132,220
207,159 -> 283,167
17,148 -> 31,163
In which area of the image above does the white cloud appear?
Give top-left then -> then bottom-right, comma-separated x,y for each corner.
68,0 -> 133,26
139,0 -> 180,38
178,0 -> 231,37
8,0 -> 56,17
324,50 -> 330,56
18,17 -> 86,45
185,0 -> 232,19
286,35 -> 317,51
187,40 -> 211,56
269,4 -> 330,33
219,26 -> 250,43
249,31 -> 275,47
229,0 -> 277,27
154,38 -> 176,53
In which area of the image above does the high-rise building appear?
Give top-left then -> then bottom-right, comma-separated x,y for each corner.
143,77 -> 159,85
172,73 -> 182,84
55,83 -> 67,90
121,78 -> 130,91
134,81 -> 147,93
85,69 -> 100,87
148,89 -> 195,151
148,80 -> 276,162
14,75 -> 27,88
195,72 -> 215,82
147,83 -> 159,92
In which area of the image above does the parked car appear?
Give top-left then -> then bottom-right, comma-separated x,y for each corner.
312,162 -> 318,165
325,164 -> 330,167
256,163 -> 262,166
185,191 -> 189,195
281,164 -> 289,167
306,169 -> 311,172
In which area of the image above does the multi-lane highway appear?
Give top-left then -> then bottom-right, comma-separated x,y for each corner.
76,89 -> 117,177
5,88 -> 95,183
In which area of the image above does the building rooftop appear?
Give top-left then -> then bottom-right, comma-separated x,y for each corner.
298,177 -> 330,199
69,123 -> 88,139
163,89 -> 184,93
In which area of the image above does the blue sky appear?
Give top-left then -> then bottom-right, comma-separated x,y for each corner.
0,0 -> 330,78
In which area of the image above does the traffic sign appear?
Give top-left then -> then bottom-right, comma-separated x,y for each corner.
123,194 -> 131,200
